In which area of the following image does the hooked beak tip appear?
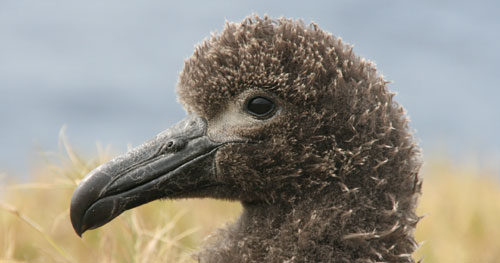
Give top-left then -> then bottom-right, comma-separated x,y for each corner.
70,214 -> 84,237
74,224 -> 85,237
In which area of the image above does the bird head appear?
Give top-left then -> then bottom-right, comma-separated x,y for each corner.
70,16 -> 420,237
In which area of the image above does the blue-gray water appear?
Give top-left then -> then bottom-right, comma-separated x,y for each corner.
1,0 -> 499,178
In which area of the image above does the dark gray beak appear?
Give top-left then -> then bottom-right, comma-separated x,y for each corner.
70,115 -> 225,236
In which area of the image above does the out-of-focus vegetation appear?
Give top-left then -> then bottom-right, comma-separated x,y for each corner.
414,158 -> 500,263
1,140 -> 500,262
0,140 -> 241,263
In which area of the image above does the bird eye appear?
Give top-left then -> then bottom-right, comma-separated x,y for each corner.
245,96 -> 275,118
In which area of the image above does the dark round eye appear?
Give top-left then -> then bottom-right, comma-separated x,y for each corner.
246,96 -> 275,117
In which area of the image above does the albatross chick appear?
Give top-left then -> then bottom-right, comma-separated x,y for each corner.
70,16 -> 422,263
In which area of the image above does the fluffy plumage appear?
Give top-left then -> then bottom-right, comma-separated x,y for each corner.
177,16 -> 422,262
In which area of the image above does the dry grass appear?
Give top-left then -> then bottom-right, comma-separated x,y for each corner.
1,139 -> 500,262
0,138 -> 241,263
414,158 -> 500,262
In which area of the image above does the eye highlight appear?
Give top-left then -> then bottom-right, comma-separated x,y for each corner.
245,96 -> 275,118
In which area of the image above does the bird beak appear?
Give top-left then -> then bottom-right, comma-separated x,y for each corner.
70,115 -> 227,236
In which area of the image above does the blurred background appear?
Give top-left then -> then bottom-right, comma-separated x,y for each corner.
2,1 -> 500,262
1,0 -> 499,178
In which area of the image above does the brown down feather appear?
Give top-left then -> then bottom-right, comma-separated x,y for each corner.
176,15 -> 422,263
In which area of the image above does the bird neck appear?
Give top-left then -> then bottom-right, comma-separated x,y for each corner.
238,200 -> 293,231
199,196 -> 336,262
199,188 -> 418,262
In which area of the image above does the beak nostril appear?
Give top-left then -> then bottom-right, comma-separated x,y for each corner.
160,138 -> 187,155
158,140 -> 176,155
